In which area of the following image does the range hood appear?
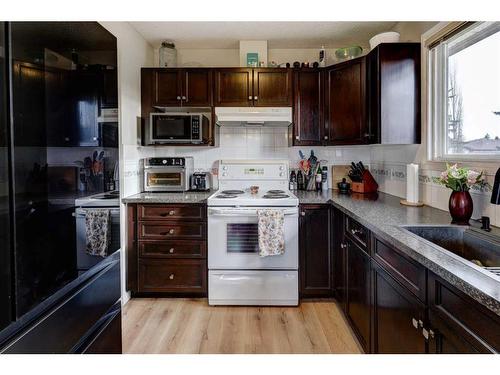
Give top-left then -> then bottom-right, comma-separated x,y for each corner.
215,107 -> 292,127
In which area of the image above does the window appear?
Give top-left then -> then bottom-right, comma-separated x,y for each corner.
429,22 -> 500,160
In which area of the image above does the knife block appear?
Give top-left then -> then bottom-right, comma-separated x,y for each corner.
351,170 -> 378,194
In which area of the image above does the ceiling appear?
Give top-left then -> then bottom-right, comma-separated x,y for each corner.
129,22 -> 399,49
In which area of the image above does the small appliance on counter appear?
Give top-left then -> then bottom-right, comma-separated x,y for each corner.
348,161 -> 378,194
337,178 -> 351,194
141,157 -> 194,192
190,172 -> 211,192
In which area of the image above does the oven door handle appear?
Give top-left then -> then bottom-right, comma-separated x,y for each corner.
75,208 -> 121,217
208,208 -> 298,217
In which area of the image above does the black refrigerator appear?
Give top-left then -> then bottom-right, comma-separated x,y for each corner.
0,22 -> 121,354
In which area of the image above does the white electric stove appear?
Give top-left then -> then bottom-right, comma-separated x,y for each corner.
207,160 -> 299,306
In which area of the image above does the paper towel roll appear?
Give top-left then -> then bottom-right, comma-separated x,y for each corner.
406,164 -> 419,203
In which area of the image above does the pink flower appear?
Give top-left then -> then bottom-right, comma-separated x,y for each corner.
467,170 -> 480,185
440,171 -> 448,182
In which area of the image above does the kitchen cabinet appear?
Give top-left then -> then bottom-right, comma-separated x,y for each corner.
345,236 -> 371,352
127,203 -> 208,296
100,68 -> 118,109
324,56 -> 368,145
292,69 -> 323,146
367,43 -> 421,144
143,68 -> 213,108
299,204 -> 332,297
371,261 -> 426,353
214,68 -> 292,107
12,62 -> 46,147
426,272 -> 499,353
70,70 -> 100,146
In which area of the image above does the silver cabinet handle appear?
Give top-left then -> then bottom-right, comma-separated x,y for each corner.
169,248 -> 174,254
176,96 -> 181,100
93,137 -> 98,141
169,229 -> 175,234
340,243 -> 347,249
64,137 -> 70,142
351,228 -> 363,235
295,135 -> 300,140
324,136 -> 329,140
248,95 -> 252,100
412,318 -> 424,330
300,211 -> 306,216
169,210 -> 175,216
169,274 -> 174,280
181,96 -> 186,100
254,96 -> 258,100
422,328 -> 435,340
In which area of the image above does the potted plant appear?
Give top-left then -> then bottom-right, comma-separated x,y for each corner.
437,164 -> 488,225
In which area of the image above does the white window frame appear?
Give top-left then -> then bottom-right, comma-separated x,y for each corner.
427,21 -> 500,162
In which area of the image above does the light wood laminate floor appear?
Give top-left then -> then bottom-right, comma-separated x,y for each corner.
123,298 -> 363,354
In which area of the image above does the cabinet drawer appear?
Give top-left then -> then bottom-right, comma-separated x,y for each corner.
428,272 -> 500,352
138,204 -> 205,221
139,222 -> 206,240
345,216 -> 369,251
372,238 -> 426,301
139,240 -> 206,258
138,259 -> 207,294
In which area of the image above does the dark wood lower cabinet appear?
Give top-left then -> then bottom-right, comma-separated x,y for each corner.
299,204 -> 333,297
346,237 -> 371,352
333,209 -> 346,309
372,261 -> 426,353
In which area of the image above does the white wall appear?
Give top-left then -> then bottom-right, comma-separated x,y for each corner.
99,21 -> 155,305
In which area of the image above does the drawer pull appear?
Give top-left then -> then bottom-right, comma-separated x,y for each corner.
169,274 -> 175,280
351,228 -> 363,236
422,327 -> 435,340
160,229 -> 175,235
169,248 -> 174,254
411,318 -> 423,330
169,210 -> 175,216
340,243 -> 347,249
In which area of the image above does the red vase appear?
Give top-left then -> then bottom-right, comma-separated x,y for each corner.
449,191 -> 473,225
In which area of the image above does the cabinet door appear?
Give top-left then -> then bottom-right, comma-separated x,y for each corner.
152,69 -> 182,106
299,205 -> 332,297
100,68 -> 118,109
214,68 -> 253,106
325,57 -> 368,145
253,68 -> 292,106
333,209 -> 346,310
45,68 -> 72,146
70,70 -> 99,146
182,69 -> 212,106
372,261 -> 426,353
293,69 -> 323,145
346,237 -> 371,351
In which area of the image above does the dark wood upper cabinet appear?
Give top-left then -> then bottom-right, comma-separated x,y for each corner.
144,68 -> 213,108
182,69 -> 213,107
152,69 -> 182,106
325,56 -> 368,145
100,68 -> 118,109
214,68 -> 292,107
299,204 -> 332,297
367,43 -> 421,144
214,68 -> 253,107
253,68 -> 292,106
292,69 -> 323,146
371,261 -> 426,354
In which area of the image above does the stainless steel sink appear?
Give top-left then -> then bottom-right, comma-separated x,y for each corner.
400,225 -> 500,277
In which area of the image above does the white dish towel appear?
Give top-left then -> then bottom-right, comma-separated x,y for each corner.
257,209 -> 285,257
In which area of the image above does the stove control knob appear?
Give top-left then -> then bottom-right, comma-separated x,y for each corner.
162,159 -> 167,164
222,166 -> 227,170
279,172 -> 284,177
279,166 -> 284,170
222,172 -> 227,177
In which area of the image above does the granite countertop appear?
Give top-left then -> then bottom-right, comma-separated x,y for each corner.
122,191 -> 213,204
297,190 -> 500,316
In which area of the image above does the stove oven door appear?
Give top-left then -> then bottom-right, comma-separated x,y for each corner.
207,207 -> 298,270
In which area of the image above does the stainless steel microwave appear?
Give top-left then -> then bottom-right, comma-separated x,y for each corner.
146,107 -> 211,145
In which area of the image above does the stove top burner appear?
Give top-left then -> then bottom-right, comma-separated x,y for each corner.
216,194 -> 237,198
221,190 -> 245,195
267,190 -> 286,194
262,194 -> 289,199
